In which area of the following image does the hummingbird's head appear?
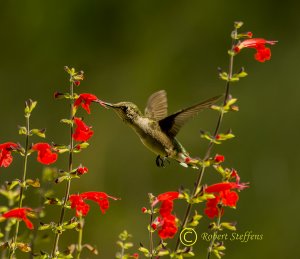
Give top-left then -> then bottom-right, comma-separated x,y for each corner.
103,102 -> 142,123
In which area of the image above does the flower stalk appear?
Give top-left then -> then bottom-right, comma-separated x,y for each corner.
51,79 -> 75,258
174,26 -> 237,252
76,216 -> 84,259
8,109 -> 31,259
207,207 -> 223,259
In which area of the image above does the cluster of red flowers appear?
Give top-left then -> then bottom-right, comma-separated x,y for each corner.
234,38 -> 277,62
69,192 -> 118,217
204,171 -> 249,219
152,192 -> 180,239
0,142 -> 18,167
0,142 -> 58,168
2,208 -> 34,229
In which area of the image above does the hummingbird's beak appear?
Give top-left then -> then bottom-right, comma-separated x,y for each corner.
101,102 -> 117,109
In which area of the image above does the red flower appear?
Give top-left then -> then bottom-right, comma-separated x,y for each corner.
132,253 -> 139,259
204,196 -> 223,219
141,207 -> 147,213
234,38 -> 277,62
204,182 -> 243,219
72,118 -> 94,142
214,154 -> 225,163
76,166 -> 88,175
152,191 -> 180,239
74,93 -> 99,114
158,214 -> 178,239
205,182 -> 235,193
157,191 -> 179,202
2,208 -> 34,229
0,142 -> 18,168
69,192 -> 118,217
32,143 -> 58,165
69,194 -> 90,217
220,190 -> 239,207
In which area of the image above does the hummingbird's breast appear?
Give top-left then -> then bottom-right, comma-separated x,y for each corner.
130,117 -> 176,157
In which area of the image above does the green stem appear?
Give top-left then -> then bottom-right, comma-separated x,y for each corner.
174,28 -> 237,253
8,115 -> 30,259
76,217 -> 83,259
207,207 -> 222,259
51,80 -> 74,258
149,205 -> 154,259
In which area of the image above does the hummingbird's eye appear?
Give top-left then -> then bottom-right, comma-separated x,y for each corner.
121,106 -> 127,112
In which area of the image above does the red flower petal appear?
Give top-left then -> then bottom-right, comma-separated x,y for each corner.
72,118 -> 94,142
214,154 -> 225,163
205,182 -> 234,193
234,38 -> 277,62
32,143 -> 58,165
220,190 -> 239,207
2,208 -> 34,229
74,93 -> 99,114
0,142 -> 18,168
157,192 -> 179,201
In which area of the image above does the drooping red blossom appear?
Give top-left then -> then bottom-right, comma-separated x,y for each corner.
220,189 -> 239,207
0,142 -> 18,168
32,143 -> 58,165
69,192 -> 119,217
72,117 -> 94,142
204,196 -> 224,219
141,207 -> 147,213
74,93 -> 99,114
234,38 -> 277,62
151,191 -> 180,239
76,166 -> 88,175
156,191 -> 179,203
69,194 -> 90,217
2,208 -> 34,229
204,181 -> 248,219
158,214 -> 178,239
214,154 -> 225,163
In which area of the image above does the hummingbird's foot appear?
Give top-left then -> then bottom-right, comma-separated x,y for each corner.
156,155 -> 170,168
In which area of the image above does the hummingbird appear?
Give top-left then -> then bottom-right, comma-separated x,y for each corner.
104,90 -> 221,168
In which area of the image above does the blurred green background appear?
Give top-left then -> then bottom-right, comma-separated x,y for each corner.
0,0 -> 299,258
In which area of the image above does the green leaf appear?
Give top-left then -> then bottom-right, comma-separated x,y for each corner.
157,249 -> 169,256
138,246 -> 149,255
44,197 -> 62,206
234,21 -> 243,29
18,126 -> 27,135
30,129 -> 46,138
6,180 -> 21,190
62,219 -> 79,230
60,119 -> 73,125
26,178 -> 40,188
55,176 -> 69,184
38,223 -> 52,231
220,222 -> 236,231
119,230 -> 132,241
123,242 -> 133,249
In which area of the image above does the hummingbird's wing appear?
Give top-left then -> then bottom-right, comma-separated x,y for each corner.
144,90 -> 168,120
159,95 -> 222,137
